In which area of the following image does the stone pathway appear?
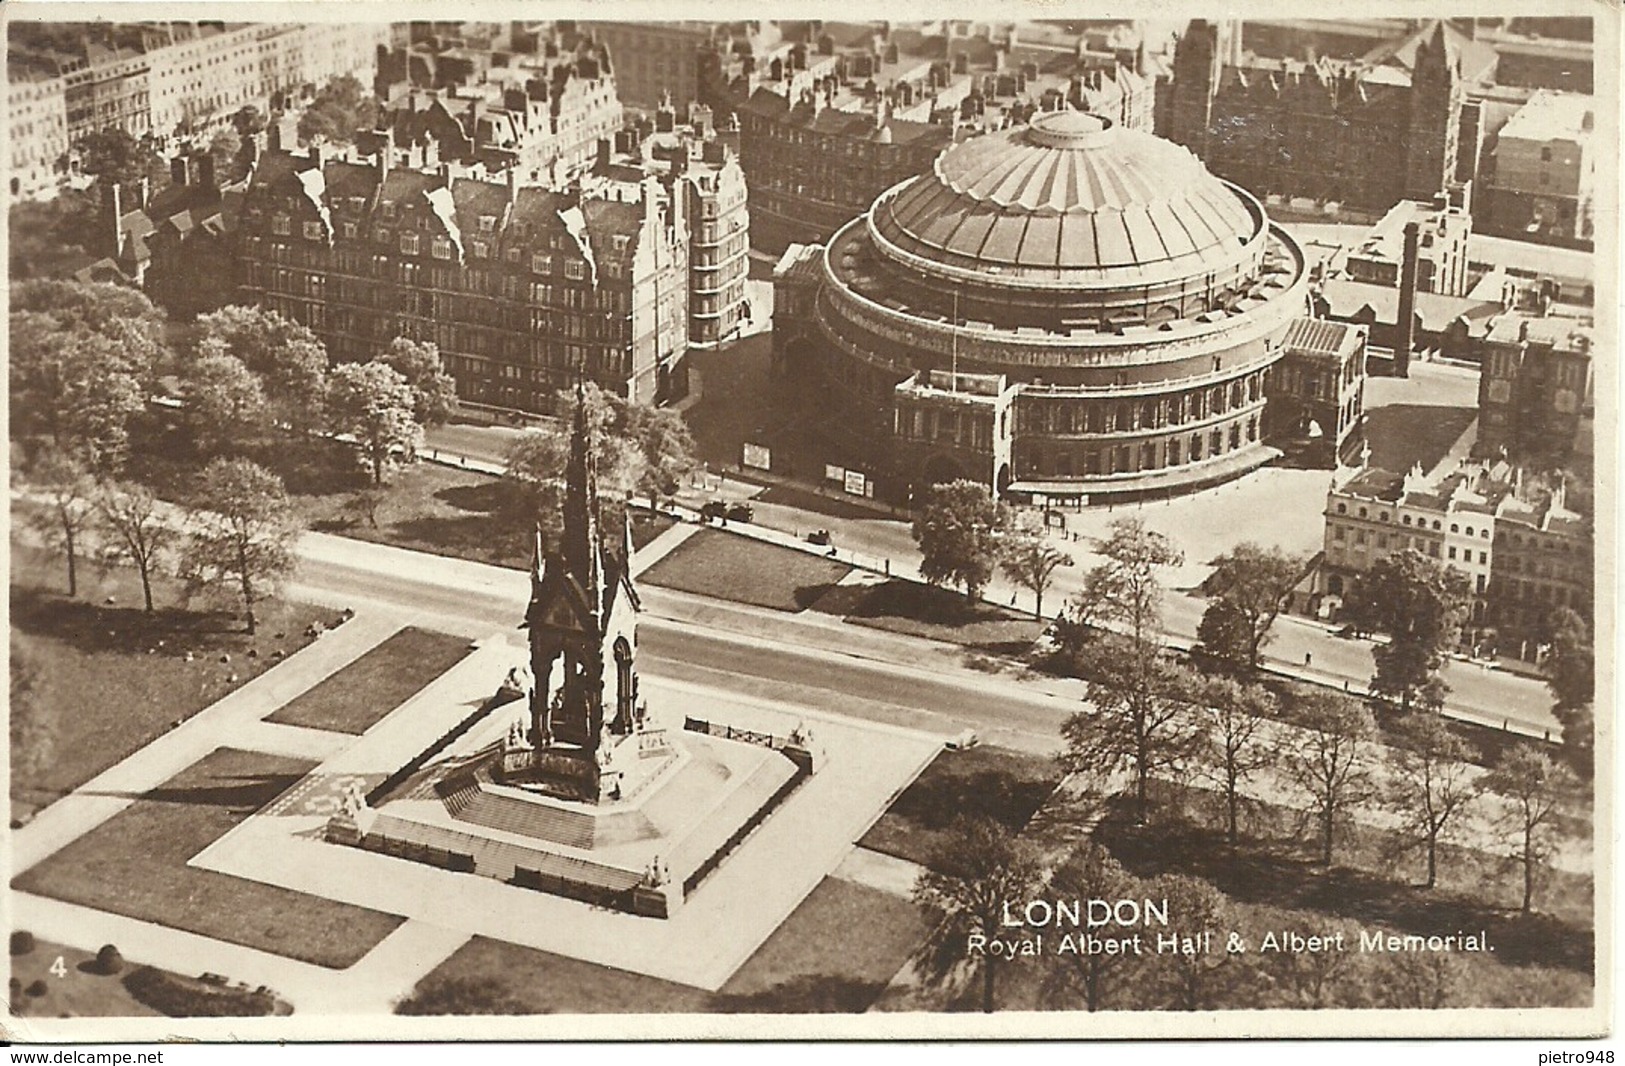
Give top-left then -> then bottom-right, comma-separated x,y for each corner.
831,846 -> 927,899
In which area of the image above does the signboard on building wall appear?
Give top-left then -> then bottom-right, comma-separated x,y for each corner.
824,464 -> 845,483
843,470 -> 866,496
742,443 -> 771,471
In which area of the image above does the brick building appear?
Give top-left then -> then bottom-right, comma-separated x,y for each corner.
1474,313 -> 1593,464
1477,90 -> 1595,242
1164,20 -> 1465,215
234,145 -> 691,412
1260,318 -> 1368,467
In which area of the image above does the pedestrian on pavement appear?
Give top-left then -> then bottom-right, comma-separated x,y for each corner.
1304,652 -> 1313,667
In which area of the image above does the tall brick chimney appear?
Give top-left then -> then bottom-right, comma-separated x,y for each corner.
1394,220 -> 1420,378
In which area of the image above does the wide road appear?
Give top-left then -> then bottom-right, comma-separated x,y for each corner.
289,537 -> 1076,754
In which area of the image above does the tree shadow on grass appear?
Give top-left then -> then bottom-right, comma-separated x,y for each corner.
890,767 -> 1060,835
711,974 -> 885,1013
10,587 -> 246,655
434,481 -> 509,515
1094,801 -> 1593,974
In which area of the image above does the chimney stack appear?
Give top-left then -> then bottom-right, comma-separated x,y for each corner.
1395,220 -> 1420,378
170,155 -> 190,188
105,180 -> 124,257
198,152 -> 217,191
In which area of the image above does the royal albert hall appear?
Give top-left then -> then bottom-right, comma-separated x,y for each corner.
774,109 -> 1314,504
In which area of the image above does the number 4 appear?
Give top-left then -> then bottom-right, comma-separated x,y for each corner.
49,956 -> 67,978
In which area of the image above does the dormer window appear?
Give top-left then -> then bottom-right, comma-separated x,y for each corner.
431,236 -> 453,260
532,253 -> 552,274
303,220 -> 324,241
271,213 -> 290,236
479,215 -> 496,232
400,232 -> 420,255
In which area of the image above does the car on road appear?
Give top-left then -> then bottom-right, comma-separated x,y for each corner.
700,501 -> 729,521
945,729 -> 980,751
725,503 -> 754,523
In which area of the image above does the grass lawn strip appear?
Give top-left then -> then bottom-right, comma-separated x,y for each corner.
264,627 -> 472,735
639,528 -> 851,612
12,748 -> 404,969
9,542 -> 326,820
397,876 -> 930,1014
8,939 -> 162,1019
811,579 -> 1045,653
858,746 -> 1062,870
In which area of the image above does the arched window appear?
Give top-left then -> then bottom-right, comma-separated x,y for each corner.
613,637 -> 635,727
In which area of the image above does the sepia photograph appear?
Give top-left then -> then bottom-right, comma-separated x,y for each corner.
2,0 -> 1615,1046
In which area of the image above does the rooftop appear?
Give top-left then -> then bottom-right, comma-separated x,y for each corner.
1500,90 -> 1595,142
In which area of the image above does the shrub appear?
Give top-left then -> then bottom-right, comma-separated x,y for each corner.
95,944 -> 124,975
25,979 -> 48,998
10,930 -> 35,956
122,967 -> 282,1018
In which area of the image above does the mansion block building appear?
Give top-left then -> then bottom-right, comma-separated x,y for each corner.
235,146 -> 692,412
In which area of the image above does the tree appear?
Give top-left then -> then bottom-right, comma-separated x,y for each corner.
1202,543 -> 1305,666
1061,647 -> 1207,824
1148,873 -> 1235,1010
999,531 -> 1072,619
231,105 -> 267,137
375,337 -> 458,426
1543,607 -> 1593,774
1195,598 -> 1255,667
1070,516 -> 1183,667
327,362 -> 421,486
76,130 -> 162,188
503,383 -> 697,523
1283,689 -> 1376,866
194,306 -> 330,433
912,814 -> 1042,1013
8,190 -> 99,278
10,281 -> 167,472
1342,550 -> 1470,712
1042,843 -> 1140,1011
23,447 -> 98,597
1196,675 -> 1275,848
184,459 -> 300,634
396,976 -> 532,1016
298,75 -> 380,145
97,480 -> 175,613
1484,747 -> 1577,914
1386,713 -> 1479,888
1263,917 -> 1360,1009
179,344 -> 268,455
348,486 -> 387,530
10,634 -> 57,787
912,480 -> 1010,602
207,126 -> 242,184
1370,952 -> 1465,1010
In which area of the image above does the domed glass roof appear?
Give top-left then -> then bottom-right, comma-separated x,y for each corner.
871,111 -> 1261,284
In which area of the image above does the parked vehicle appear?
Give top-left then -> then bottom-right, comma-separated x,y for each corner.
700,501 -> 729,521
807,529 -> 832,546
725,503 -> 754,523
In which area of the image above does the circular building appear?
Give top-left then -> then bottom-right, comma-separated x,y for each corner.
773,109 -> 1313,503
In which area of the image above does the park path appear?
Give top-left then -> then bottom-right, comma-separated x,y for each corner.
13,611 -> 401,875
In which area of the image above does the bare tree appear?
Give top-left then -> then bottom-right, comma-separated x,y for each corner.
1386,713 -> 1479,888
1061,648 -> 1208,824
999,531 -> 1072,619
1072,516 -> 1184,666
24,446 -> 97,597
1484,747 -> 1578,913
1197,675 -> 1276,848
1149,873 -> 1234,1010
1283,689 -> 1376,867
97,480 -> 175,612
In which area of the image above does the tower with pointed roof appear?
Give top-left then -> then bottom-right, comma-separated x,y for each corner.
1405,20 -> 1465,203
513,380 -> 646,799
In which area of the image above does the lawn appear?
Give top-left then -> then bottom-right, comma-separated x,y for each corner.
396,876 -> 928,1014
265,626 -> 471,734
811,579 -> 1046,655
12,748 -> 404,969
1093,779 -> 1593,977
8,938 -> 162,1019
639,528 -> 851,612
859,746 -> 1063,870
297,460 -> 678,569
1362,403 -> 1477,475
9,543 -> 325,821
